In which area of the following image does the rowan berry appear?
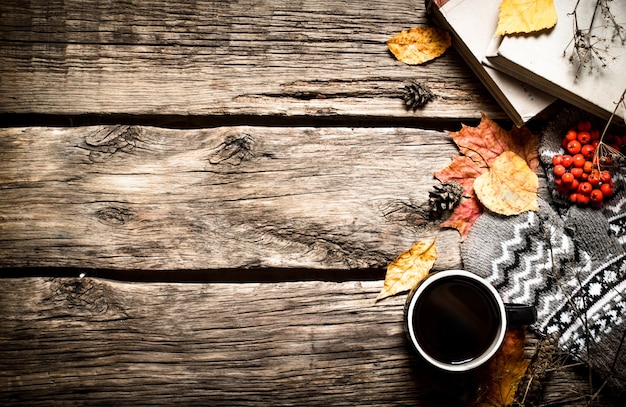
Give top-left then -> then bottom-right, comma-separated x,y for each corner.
558,186 -> 570,196
578,182 -> 592,195
571,167 -> 583,179
562,155 -> 574,168
562,138 -> 569,148
602,156 -> 614,167
562,172 -> 575,184
569,193 -> 579,203
600,182 -> 614,197
577,131 -> 591,144
577,120 -> 592,131
553,164 -> 566,177
600,171 -> 612,183
572,154 -> 586,168
583,160 -> 594,173
590,189 -> 604,203
567,140 -> 582,155
576,193 -> 590,206
581,144 -> 595,160
565,129 -> 578,141
590,129 -> 600,140
569,178 -> 580,191
552,154 -> 563,166
588,171 -> 601,186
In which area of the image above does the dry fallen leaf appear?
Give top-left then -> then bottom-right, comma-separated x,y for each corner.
434,113 -> 539,239
496,0 -> 558,36
376,238 -> 436,301
474,151 -> 538,215
449,113 -> 540,173
387,26 -> 451,65
480,326 -> 531,407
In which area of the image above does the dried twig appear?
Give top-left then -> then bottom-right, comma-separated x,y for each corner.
565,0 -> 625,76
593,88 -> 626,173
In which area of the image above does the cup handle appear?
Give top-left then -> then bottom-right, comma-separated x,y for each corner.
505,303 -> 537,325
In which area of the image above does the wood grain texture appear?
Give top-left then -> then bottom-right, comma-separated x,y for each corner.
0,278 -> 617,406
0,0 -> 502,119
0,125 -> 462,271
0,278 -> 431,406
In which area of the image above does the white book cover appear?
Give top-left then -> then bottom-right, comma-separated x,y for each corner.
430,0 -> 554,126
485,0 -> 626,121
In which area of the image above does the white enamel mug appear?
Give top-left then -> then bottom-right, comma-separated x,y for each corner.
404,270 -> 536,372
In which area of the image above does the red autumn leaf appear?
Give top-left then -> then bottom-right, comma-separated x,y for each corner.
434,113 -> 539,239
434,155 -> 485,239
440,198 -> 483,242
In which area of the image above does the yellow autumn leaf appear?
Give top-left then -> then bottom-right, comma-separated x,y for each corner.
474,151 -> 538,216
481,326 -> 531,407
387,26 -> 451,65
376,238 -> 436,301
496,0 -> 557,36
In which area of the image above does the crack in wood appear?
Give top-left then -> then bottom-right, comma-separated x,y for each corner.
81,125 -> 140,163
207,132 -> 256,166
260,224 -> 391,269
377,198 -> 430,231
240,78 -> 405,101
43,278 -> 130,322
95,206 -> 136,225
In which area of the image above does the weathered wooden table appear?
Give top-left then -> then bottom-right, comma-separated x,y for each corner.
0,1 -> 619,405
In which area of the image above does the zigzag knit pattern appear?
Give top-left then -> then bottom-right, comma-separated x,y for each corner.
473,206 -> 571,323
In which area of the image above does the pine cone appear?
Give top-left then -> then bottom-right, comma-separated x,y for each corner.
402,81 -> 434,110
428,181 -> 463,219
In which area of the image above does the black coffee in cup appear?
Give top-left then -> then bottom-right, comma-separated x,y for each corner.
411,275 -> 501,365
405,270 -> 535,372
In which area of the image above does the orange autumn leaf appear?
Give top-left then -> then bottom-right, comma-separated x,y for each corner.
450,113 -> 539,172
387,26 -> 451,65
434,113 -> 539,239
376,238 -> 436,301
496,0 -> 558,36
481,326 -> 530,407
474,151 -> 538,215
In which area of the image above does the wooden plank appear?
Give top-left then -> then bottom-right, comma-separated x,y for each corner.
0,279 -> 432,406
0,0 -> 503,119
0,125 -> 462,271
0,278 -> 617,406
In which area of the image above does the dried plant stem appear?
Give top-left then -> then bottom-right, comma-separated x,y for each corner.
592,88 -> 626,171
567,0 -> 625,74
598,88 -> 626,141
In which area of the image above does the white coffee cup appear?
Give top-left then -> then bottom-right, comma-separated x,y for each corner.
404,270 -> 535,372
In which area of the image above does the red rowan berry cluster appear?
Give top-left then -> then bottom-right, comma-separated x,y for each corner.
551,120 -> 623,207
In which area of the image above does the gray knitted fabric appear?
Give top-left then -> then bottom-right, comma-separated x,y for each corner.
462,108 -> 626,393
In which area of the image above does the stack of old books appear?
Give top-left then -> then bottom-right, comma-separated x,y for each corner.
427,0 -> 626,127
